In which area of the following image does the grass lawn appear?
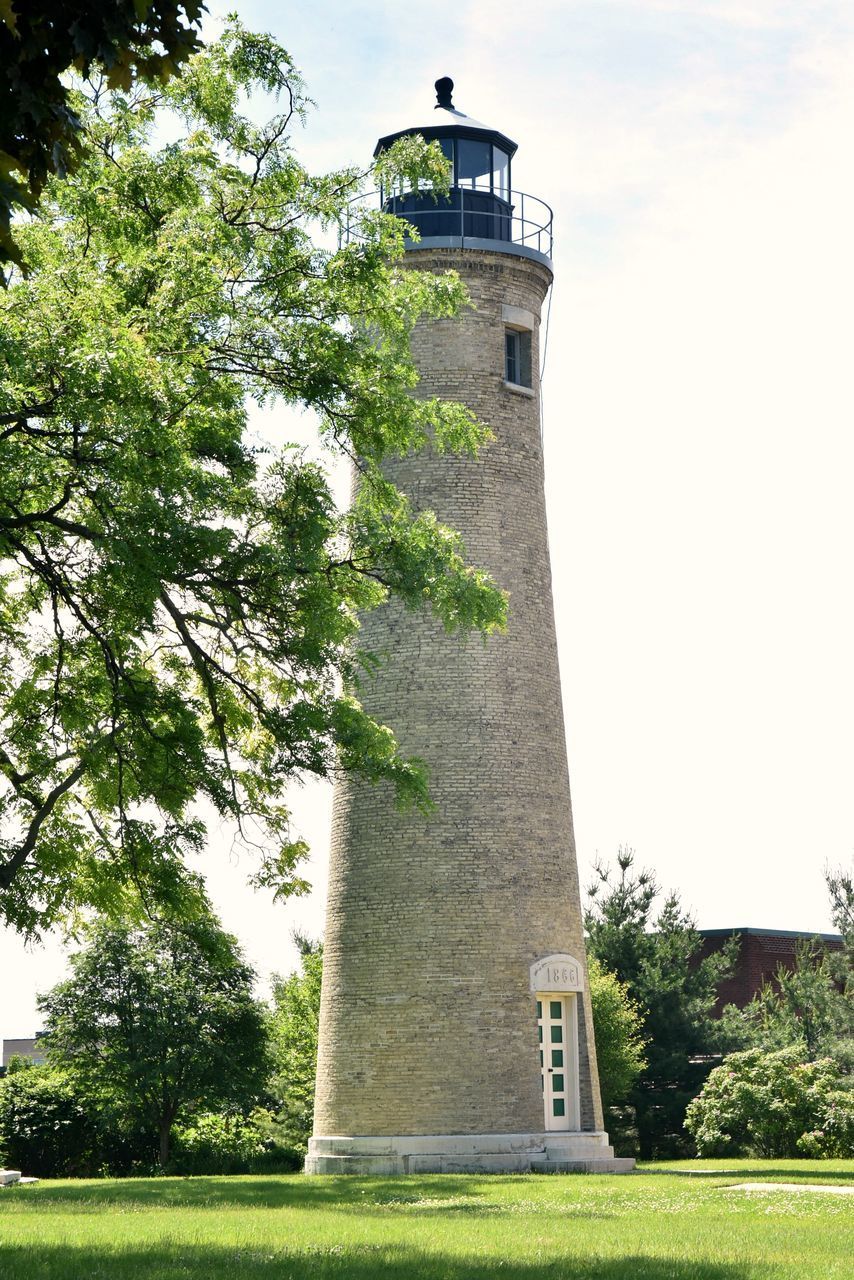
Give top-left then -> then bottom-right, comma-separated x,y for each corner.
0,1159 -> 851,1279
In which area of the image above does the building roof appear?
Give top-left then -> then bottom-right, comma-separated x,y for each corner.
374,105 -> 517,159
698,926 -> 843,942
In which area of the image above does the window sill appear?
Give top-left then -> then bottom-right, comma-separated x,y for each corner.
504,380 -> 536,398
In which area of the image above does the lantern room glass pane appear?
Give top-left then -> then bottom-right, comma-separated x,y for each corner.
492,147 -> 509,199
439,137 -> 454,181
457,139 -> 491,189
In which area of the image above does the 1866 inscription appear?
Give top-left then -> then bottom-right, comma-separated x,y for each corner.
529,953 -> 583,993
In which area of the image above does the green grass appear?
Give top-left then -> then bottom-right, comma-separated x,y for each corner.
0,1160 -> 852,1279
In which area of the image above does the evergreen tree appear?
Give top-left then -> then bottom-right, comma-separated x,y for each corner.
721,867 -> 854,1074
585,847 -> 735,1157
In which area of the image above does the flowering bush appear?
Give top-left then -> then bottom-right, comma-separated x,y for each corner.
684,1046 -> 854,1157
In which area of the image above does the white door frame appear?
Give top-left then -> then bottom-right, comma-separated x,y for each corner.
530,953 -> 585,1133
536,991 -> 581,1131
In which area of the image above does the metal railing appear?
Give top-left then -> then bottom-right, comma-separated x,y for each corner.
341,187 -> 553,260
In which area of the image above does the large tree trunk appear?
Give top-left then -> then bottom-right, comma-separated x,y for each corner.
158,1119 -> 171,1168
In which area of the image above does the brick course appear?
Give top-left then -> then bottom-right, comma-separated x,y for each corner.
312,247 -> 604,1140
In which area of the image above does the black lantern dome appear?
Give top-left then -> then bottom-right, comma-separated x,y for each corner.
374,77 -> 518,245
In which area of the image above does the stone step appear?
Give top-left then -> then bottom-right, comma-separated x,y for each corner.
306,1151 -> 540,1175
0,1170 -> 21,1186
530,1157 -> 636,1174
305,1152 -> 636,1176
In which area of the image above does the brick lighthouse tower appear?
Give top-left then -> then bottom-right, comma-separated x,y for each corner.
306,80 -> 631,1174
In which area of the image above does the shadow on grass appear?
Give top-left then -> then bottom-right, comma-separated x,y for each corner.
0,1244 -> 772,1280
640,1165 -> 854,1183
6,1175 -> 491,1212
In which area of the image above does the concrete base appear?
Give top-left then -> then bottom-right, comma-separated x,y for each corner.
305,1131 -> 635,1175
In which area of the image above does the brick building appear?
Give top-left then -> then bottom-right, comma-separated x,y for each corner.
697,927 -> 844,1012
1,1036 -> 47,1071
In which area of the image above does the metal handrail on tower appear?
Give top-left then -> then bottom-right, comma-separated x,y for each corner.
341,186 -> 554,261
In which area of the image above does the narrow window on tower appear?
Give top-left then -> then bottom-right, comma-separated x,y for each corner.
504,327 -> 532,388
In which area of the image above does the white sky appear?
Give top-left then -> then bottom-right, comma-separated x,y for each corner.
3,0 -> 853,1038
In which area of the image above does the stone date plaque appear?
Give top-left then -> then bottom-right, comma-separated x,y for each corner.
530,954 -> 583,993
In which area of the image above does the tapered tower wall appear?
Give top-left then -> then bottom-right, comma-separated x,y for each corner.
312,247 -> 604,1147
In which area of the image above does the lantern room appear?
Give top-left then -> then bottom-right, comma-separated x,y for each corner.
372,77 -> 552,264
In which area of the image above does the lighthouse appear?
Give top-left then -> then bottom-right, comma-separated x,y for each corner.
306,81 -> 632,1174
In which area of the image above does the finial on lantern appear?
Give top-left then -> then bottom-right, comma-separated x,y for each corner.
435,77 -> 454,110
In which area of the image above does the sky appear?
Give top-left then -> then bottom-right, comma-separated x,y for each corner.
3,0 -> 854,1039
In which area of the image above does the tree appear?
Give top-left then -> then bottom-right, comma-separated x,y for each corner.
0,0 -> 204,270
585,848 -> 736,1157
0,1059 -> 101,1176
39,914 -> 270,1166
685,1047 -> 854,1159
826,861 -> 854,966
720,868 -> 854,1074
268,933 -> 323,1155
587,956 -> 647,1112
721,940 -> 854,1067
0,21 -> 505,937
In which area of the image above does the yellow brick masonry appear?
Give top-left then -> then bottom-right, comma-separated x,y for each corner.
312,247 -> 604,1140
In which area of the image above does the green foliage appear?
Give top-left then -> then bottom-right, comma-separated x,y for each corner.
0,1 -> 204,270
39,913 -> 270,1166
720,868 -> 854,1075
0,1062 -> 100,1175
3,1053 -> 37,1074
720,939 -> 854,1072
267,934 -> 323,1155
0,19 -> 505,937
585,847 -> 737,1157
587,956 -> 647,1111
168,1109 -> 300,1175
826,861 -> 854,956
685,1047 -> 854,1158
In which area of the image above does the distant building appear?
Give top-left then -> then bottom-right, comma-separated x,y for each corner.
697,928 -> 844,1012
2,1036 -> 47,1070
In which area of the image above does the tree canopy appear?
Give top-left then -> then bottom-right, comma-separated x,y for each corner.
0,0 -> 205,270
39,914 -> 269,1166
0,21 -> 505,936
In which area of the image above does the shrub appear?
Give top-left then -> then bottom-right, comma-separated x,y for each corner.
0,1063 -> 100,1176
169,1110 -> 301,1175
603,1105 -> 641,1159
685,1046 -> 854,1158
588,957 -> 648,1112
268,937 -> 322,1155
